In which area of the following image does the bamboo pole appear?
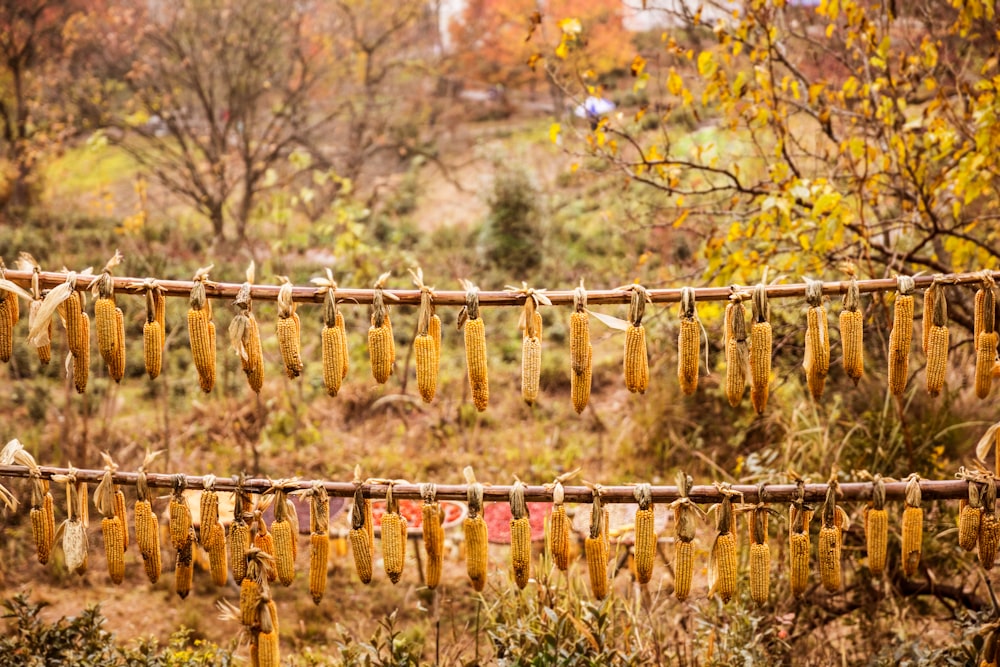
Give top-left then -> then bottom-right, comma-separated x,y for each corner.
2,269 -> 997,308
0,464 -> 983,504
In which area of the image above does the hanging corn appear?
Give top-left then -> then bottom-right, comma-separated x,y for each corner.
888,276 -> 916,396
747,497 -> 772,606
381,483 -> 407,584
671,472 -> 700,601
677,287 -> 701,396
141,279 -> 165,380
368,274 -> 395,384
925,283 -> 949,396
95,453 -> 126,585
957,472 -> 983,553
975,277 -> 997,399
901,474 -> 923,578
585,487 -> 610,599
412,270 -> 440,403
549,478 -> 570,572
18,256 -> 51,366
134,451 -> 162,584
788,482 -> 812,599
509,480 -> 532,588
709,489 -> 738,603
307,482 -> 330,604
276,278 -> 304,379
803,278 -> 830,400
864,475 -> 888,576
633,483 -> 656,585
187,267 -> 216,393
349,485 -> 374,584
624,285 -> 650,394
460,281 -> 489,411
312,269 -> 349,396
511,284 -> 550,406
464,467 -> 489,591
840,276 -> 864,384
570,281 -> 593,413
229,264 -> 263,392
817,480 -> 846,593
92,251 -> 126,382
229,479 -> 252,584
724,293 -> 749,408
980,479 -> 999,570
749,282 -> 772,414
421,484 -> 445,589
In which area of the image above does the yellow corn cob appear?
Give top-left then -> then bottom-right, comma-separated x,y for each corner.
350,526 -> 373,584
200,492 -> 219,549
208,523 -> 228,586
585,535 -> 609,599
73,313 -> 90,393
272,519 -> 295,586
980,513 -> 999,570
309,533 -> 328,604
43,491 -> 55,553
789,532 -> 809,598
102,516 -> 125,584
188,307 -> 215,393
818,526 -> 841,592
975,286 -> 994,344
113,490 -> 128,552
257,628 -> 279,667
429,313 -> 442,365
240,578 -> 260,627
673,539 -> 693,601
135,499 -> 157,557
153,290 -> 165,345
175,538 -> 194,599
901,506 -> 923,578
725,336 -> 744,407
243,315 -> 264,393
381,511 -> 407,584
31,504 -> 53,565
35,317 -> 52,365
550,504 -> 570,571
959,503 -> 981,553
368,321 -> 393,384
976,331 -> 998,399
422,503 -> 444,589
0,292 -> 14,362
144,536 -> 161,584
143,320 -> 162,380
572,345 -> 593,415
170,496 -> 192,550
510,516 -> 531,589
229,520 -> 251,583
95,297 -> 123,378
521,335 -> 541,405
253,529 -> 276,583
678,318 -> 700,395
634,507 -> 655,585
712,532 -> 737,602
570,290 -> 592,413
805,306 -> 829,400
925,325 -> 949,396
278,312 -> 303,379
749,542 -> 770,605
336,311 -> 349,380
840,309 -> 864,383
464,515 -> 488,591
750,321 -> 772,414
111,307 -> 126,381
64,291 -> 86,357
465,317 -> 489,411
865,508 -> 888,575
415,333 -> 437,403
888,293 -> 914,396
386,312 -> 396,364
624,324 -> 648,394
322,324 -> 346,397
922,286 -> 936,355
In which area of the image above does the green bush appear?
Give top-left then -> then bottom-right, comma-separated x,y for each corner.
479,169 -> 542,276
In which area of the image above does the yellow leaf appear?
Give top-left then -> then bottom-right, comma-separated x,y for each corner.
556,39 -> 568,59
559,18 -> 582,35
697,51 -> 717,78
549,123 -> 561,145
630,55 -> 646,77
667,69 -> 684,96
672,210 -> 690,228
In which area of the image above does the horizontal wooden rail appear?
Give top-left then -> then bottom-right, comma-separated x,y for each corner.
2,269 -> 997,308
0,465 -> 983,505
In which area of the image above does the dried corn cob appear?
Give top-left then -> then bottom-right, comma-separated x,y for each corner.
521,329 -> 542,406
865,475 -> 888,575
381,486 -> 406,584
22,262 -> 51,365
175,532 -> 194,599
207,522 -> 228,586
677,287 -> 700,395
900,474 -> 922,578
710,493 -> 738,602
56,475 -> 89,576
817,482 -> 844,593
272,491 -> 296,586
313,269 -> 348,396
724,296 -> 749,407
673,473 -> 697,601
94,458 -> 126,585
134,454 -> 161,583
889,276 -> 916,396
509,481 -> 532,589
925,284 -> 949,396
585,491 -> 609,599
368,292 -> 393,384
803,279 -> 829,400
980,481 -> 998,570
976,281 -> 998,399
421,485 -> 444,589
749,283 -> 772,414
307,483 -> 330,603
958,479 -> 983,553
411,269 -> 441,403
30,483 -> 55,565
253,511 -> 277,583
93,253 -> 125,382
230,487 -> 251,584
840,277 -> 864,383
975,276 -> 996,345
349,486 -> 374,584
922,283 -> 936,356
0,289 -> 15,362
63,288 -> 87,358
275,279 -> 303,379
461,283 -> 489,411
188,268 -> 216,393
73,312 -> 90,393
199,479 -> 220,549
549,481 -> 570,571
624,285 -> 649,394
570,283 -> 593,413
464,470 -> 489,591
747,501 -> 771,605
633,484 -> 656,585
169,476 -> 193,551
141,280 -> 164,379
788,487 -> 812,599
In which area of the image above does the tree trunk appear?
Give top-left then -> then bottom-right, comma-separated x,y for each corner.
210,206 -> 225,241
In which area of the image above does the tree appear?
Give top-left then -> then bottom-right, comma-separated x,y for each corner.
0,0 -> 86,210
110,0 -> 330,242
547,0 -> 1000,328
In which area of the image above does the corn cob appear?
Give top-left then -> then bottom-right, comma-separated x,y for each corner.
509,481 -> 532,588
673,539 -> 693,601
304,532 -> 328,604
464,473 -> 489,591
205,522 -> 227,586
865,476 -> 888,575
817,482 -> 843,592
550,482 -> 570,571
569,285 -> 593,412
673,473 -> 697,601
789,494 -> 813,599
624,324 -> 648,394
840,278 -> 864,383
421,485 -> 445,589
747,505 -> 770,605
924,286 -> 949,396
980,481 -> 999,570
975,278 -> 995,345
188,273 -> 215,393
368,316 -> 393,384
959,481 -> 983,553
272,500 -> 296,586
134,462 -> 161,581
381,488 -> 407,584
73,312 -> 90,393
724,298 -> 748,407
63,290 -> 87,357
901,475 -> 922,578
922,283 -> 936,355
30,490 -> 55,565
976,284 -> 998,398
412,277 -> 440,403
462,283 -> 489,411
99,516 -> 125,584
678,287 -> 700,395
175,533 -> 194,599
889,277 -> 915,396
143,319 -> 162,380
322,323 -> 346,397
305,482 -> 331,603
710,495 -> 737,602
585,494 -> 609,600
749,284 -> 772,414
802,280 -> 829,399
31,286 -> 51,364
276,279 -> 304,379
230,499 -> 251,584
0,290 -> 15,362
169,479 -> 192,551
199,483 -> 220,549
93,260 -> 125,382
633,484 -> 656,585
349,486 -> 374,584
